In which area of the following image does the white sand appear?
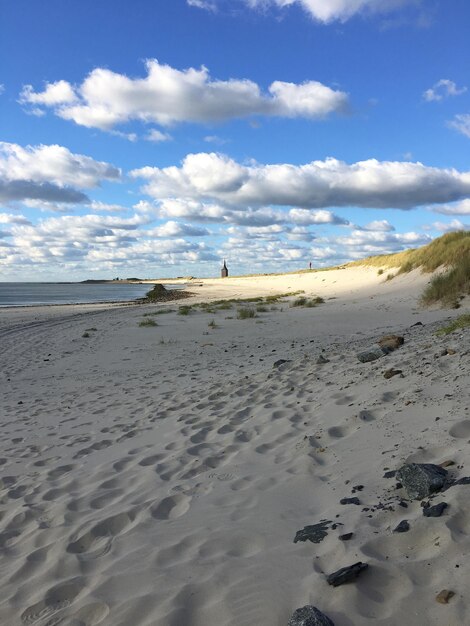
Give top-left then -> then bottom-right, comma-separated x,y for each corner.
0,267 -> 468,626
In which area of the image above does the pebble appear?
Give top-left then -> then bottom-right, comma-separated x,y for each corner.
294,521 -> 330,544
423,502 -> 448,517
396,463 -> 448,500
384,368 -> 403,379
393,520 -> 410,533
327,562 -> 369,587
288,605 -> 335,626
436,590 -> 455,604
340,497 -> 361,505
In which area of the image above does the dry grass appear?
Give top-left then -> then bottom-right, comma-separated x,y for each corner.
435,314 -> 470,335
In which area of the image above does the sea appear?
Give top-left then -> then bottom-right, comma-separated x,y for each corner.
0,282 -> 182,307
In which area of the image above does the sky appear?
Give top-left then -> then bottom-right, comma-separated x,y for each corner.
0,0 -> 469,280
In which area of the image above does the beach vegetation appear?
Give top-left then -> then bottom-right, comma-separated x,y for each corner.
82,332 -> 90,338
143,309 -> 175,316
435,314 -> 470,335
420,255 -> 470,307
208,319 -> 218,328
256,304 -> 268,312
377,269 -> 384,275
84,327 -> 97,332
139,318 -> 158,327
237,307 -> 256,319
178,305 -> 192,315
291,295 -> 324,307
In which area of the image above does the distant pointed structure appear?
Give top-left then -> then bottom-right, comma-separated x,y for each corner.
221,259 -> 228,278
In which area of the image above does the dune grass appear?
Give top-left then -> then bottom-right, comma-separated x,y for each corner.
349,232 -> 470,306
435,314 -> 470,335
139,318 -> 158,327
237,307 -> 256,319
291,295 -> 324,308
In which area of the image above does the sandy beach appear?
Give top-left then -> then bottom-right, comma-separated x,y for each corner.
0,266 -> 468,626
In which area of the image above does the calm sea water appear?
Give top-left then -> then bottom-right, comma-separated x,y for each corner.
0,282 -> 182,307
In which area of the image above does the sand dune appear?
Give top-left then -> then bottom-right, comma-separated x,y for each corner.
0,266 -> 468,625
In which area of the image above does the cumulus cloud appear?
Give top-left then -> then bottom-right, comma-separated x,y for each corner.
187,0 -> 217,10
0,213 -> 31,225
424,219 -> 469,233
145,129 -> 172,143
146,220 -> 210,237
430,199 -> 470,216
0,142 -> 120,189
362,219 -> 395,231
0,142 -> 120,207
20,60 -> 348,132
448,114 -> 470,139
131,152 -> 470,210
423,79 -> 467,102
20,80 -> 77,106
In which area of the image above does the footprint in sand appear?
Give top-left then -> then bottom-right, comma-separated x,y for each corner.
67,511 -> 136,559
21,579 -> 83,624
448,420 -> 470,439
69,601 -> 110,625
150,494 -> 192,520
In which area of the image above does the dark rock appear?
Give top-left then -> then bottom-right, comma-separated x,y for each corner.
294,521 -> 331,544
273,359 -> 291,369
452,476 -> 470,486
339,532 -> 353,541
357,346 -> 387,363
327,562 -> 368,587
396,463 -> 448,500
287,605 -> 335,626
423,502 -> 448,517
383,470 -> 396,479
316,355 -> 330,364
393,520 -> 410,533
377,335 -> 404,351
384,368 -> 403,379
436,589 -> 455,604
340,497 -> 361,505
411,321 -> 423,327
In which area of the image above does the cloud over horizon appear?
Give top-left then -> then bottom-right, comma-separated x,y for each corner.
131,152 -> 470,210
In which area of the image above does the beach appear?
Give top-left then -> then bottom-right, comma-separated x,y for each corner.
0,266 -> 468,626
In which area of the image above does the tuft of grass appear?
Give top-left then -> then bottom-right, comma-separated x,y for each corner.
82,332 -> 90,338
377,269 -> 384,276
435,314 -> 470,335
85,327 -> 97,331
139,318 -> 158,327
208,319 -> 218,328
178,305 -> 192,315
216,302 -> 233,310
237,307 -> 256,319
143,309 -> 175,316
385,273 -> 395,281
421,255 -> 470,307
256,305 -> 268,312
291,295 -> 324,308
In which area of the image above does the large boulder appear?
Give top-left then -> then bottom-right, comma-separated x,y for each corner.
396,463 -> 448,500
288,605 -> 335,626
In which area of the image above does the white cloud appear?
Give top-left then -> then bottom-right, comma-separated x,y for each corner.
187,0 -> 217,10
20,80 -> 77,106
131,152 -> 470,210
0,85 -> 5,95
242,0 -> 414,23
0,142 -> 120,206
430,199 -> 470,216
0,213 -> 31,225
424,219 -> 469,233
146,220 -> 210,237
88,200 -> 129,213
423,79 -> 467,102
0,142 -> 120,189
363,219 -> 395,231
448,114 -> 470,139
145,129 -> 172,142
20,60 -> 348,132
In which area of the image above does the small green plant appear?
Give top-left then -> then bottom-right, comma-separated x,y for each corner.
178,305 -> 192,315
291,296 -> 308,307
82,332 -> 90,338
420,257 -> 470,307
237,307 -> 256,319
256,305 -> 268,312
143,309 -> 175,316
216,302 -> 233,310
208,319 -> 218,328
386,273 -> 395,281
377,269 -> 384,276
139,318 -> 158,327
435,314 -> 470,335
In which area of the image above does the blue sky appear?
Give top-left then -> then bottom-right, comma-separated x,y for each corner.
0,0 -> 469,280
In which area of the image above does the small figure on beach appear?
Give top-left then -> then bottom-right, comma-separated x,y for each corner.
221,260 -> 228,278
309,262 -> 312,270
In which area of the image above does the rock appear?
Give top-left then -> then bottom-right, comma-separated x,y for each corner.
396,463 -> 448,500
294,521 -> 330,544
340,497 -> 361,505
273,359 -> 291,368
393,520 -> 410,533
327,562 -> 368,587
316,355 -> 330,364
384,368 -> 403,379
338,532 -> 353,541
436,590 -> 455,604
452,476 -> 470,486
357,346 -> 387,363
439,460 -> 455,468
287,605 -> 335,626
383,470 -> 396,479
423,502 -> 448,517
446,348 -> 456,355
377,335 -> 404,351
411,321 -> 423,327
